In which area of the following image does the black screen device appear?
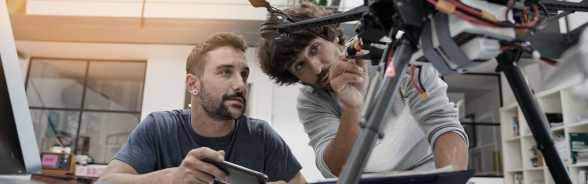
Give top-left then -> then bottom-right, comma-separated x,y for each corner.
201,157 -> 268,184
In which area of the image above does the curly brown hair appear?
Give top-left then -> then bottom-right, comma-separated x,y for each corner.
187,32 -> 247,77
256,2 -> 346,86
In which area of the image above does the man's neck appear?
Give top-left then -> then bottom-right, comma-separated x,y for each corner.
190,108 -> 235,137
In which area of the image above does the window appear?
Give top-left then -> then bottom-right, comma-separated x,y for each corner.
26,58 -> 146,164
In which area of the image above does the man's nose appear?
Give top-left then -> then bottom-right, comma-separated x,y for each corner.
232,74 -> 246,92
309,58 -> 323,75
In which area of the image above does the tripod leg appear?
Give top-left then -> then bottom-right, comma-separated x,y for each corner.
496,50 -> 572,184
338,37 -> 414,184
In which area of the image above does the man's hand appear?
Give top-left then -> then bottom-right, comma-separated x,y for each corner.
172,147 -> 228,184
329,39 -> 369,108
267,181 -> 287,184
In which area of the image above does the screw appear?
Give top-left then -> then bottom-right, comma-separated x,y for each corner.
277,16 -> 283,20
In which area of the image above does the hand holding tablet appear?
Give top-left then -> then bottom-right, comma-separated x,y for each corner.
201,157 -> 268,184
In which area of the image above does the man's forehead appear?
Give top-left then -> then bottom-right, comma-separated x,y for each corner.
206,47 -> 248,68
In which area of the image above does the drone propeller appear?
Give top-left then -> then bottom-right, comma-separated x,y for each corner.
249,0 -> 272,11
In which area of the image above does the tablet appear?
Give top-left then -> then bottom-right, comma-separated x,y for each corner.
201,157 -> 268,184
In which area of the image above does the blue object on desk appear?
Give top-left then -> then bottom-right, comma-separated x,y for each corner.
311,170 -> 475,184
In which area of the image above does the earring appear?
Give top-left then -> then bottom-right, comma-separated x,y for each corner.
192,90 -> 198,95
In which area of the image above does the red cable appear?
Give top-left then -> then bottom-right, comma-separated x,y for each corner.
446,0 -> 483,17
426,0 -> 502,28
454,11 -> 503,28
519,5 -> 540,27
410,65 -> 423,94
505,0 -> 514,21
542,59 -> 556,66
384,44 -> 396,77
500,46 -> 514,51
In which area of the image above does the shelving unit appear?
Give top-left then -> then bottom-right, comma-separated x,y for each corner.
500,71 -> 588,184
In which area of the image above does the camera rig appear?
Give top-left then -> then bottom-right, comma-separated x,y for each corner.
249,0 -> 588,183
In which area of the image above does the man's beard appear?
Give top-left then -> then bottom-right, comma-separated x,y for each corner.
199,84 -> 246,121
301,67 -> 333,91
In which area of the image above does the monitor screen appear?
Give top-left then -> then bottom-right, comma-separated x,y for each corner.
0,54 -> 27,174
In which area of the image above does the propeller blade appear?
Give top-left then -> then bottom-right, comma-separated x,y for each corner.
249,0 -> 271,9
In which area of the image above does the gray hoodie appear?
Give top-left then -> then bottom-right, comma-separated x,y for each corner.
296,65 -> 468,178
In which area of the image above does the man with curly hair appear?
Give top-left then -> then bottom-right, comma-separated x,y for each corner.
99,32 -> 306,184
257,2 -> 469,178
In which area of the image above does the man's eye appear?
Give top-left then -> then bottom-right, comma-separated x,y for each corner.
242,73 -> 249,79
311,44 -> 319,52
221,70 -> 230,75
295,63 -> 304,71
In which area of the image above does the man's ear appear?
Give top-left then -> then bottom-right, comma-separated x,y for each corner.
333,36 -> 340,45
186,74 -> 200,95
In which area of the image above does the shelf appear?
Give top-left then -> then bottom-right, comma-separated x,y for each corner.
539,74 -> 584,97
505,136 -> 521,142
526,167 -> 545,171
522,133 -> 533,138
570,162 -> 588,167
550,125 -> 565,132
501,102 -> 518,112
567,120 -> 588,129
508,168 -> 524,172
536,88 -> 560,98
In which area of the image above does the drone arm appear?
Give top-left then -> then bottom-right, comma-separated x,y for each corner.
262,5 -> 368,34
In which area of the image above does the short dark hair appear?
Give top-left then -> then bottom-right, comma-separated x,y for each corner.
256,2 -> 346,86
187,32 -> 248,77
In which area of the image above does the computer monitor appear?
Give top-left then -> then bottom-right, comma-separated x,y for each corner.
0,53 -> 42,174
0,2 -> 42,173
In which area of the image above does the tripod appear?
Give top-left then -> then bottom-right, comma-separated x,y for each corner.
337,34 -> 572,184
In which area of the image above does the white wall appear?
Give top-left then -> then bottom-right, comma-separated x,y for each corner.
141,59 -> 187,119
271,84 -> 324,182
465,88 -> 502,174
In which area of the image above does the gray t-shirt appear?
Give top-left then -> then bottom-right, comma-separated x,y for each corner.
113,109 -> 302,183
297,65 -> 468,177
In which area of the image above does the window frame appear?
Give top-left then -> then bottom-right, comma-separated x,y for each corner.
24,57 -> 147,163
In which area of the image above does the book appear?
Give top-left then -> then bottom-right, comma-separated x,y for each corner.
513,117 -> 520,136
570,133 -> 588,164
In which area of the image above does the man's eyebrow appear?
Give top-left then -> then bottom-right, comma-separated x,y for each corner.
244,67 -> 250,72
216,64 -> 234,69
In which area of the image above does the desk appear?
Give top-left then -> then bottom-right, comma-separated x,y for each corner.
31,174 -> 99,184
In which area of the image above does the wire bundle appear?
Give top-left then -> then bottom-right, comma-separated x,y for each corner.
410,65 -> 430,99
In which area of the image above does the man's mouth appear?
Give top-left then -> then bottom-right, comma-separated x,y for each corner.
321,73 -> 330,84
227,97 -> 244,104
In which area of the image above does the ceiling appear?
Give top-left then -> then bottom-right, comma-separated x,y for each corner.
10,14 -> 499,74
10,14 -> 265,46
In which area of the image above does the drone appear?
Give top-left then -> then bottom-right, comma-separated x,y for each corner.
248,0 -> 588,183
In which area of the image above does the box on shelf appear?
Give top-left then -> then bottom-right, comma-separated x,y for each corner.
75,164 -> 107,177
554,133 -> 569,163
530,145 -> 544,167
513,173 -> 524,184
546,113 -> 564,128
571,133 -> 588,164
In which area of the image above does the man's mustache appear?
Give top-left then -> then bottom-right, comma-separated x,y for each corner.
315,67 -> 330,85
222,92 -> 246,105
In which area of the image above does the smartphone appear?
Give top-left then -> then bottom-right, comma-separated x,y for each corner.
201,157 -> 268,184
